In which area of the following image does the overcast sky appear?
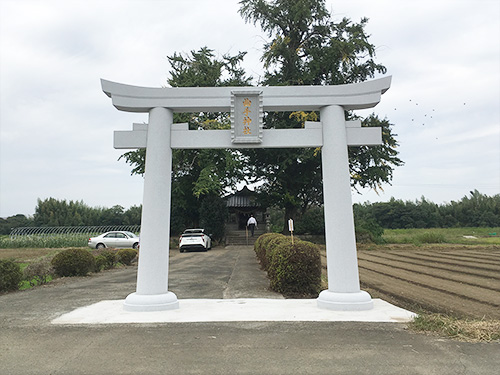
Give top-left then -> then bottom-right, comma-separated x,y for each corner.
1,0 -> 499,218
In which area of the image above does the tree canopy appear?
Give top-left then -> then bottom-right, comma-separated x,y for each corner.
238,0 -> 403,230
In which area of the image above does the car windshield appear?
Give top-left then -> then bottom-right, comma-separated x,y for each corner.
123,231 -> 138,238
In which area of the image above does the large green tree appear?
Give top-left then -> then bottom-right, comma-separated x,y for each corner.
119,47 -> 252,233
239,0 -> 403,231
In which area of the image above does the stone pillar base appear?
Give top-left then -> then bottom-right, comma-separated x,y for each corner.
317,290 -> 373,311
124,291 -> 179,312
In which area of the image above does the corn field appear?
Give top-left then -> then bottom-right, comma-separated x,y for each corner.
1,225 -> 140,248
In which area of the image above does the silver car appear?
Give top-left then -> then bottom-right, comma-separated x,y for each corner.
179,229 -> 212,252
88,231 -> 140,249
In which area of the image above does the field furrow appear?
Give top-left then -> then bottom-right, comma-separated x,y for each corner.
357,252 -> 500,292
357,260 -> 500,306
457,255 -> 500,264
320,246 -> 500,319
407,252 -> 500,271
413,251 -> 500,267
358,267 -> 500,319
361,252 -> 500,279
428,254 -> 500,266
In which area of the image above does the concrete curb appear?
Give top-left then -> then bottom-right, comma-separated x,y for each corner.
52,298 -> 416,325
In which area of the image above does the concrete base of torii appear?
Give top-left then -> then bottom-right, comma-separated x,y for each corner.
317,291 -> 373,311
124,292 -> 179,312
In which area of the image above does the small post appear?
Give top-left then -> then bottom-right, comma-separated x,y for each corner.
288,218 -> 294,245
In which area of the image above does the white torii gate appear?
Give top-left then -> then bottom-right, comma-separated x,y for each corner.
101,76 -> 392,312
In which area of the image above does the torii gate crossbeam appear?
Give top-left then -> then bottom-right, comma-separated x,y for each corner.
101,77 -> 392,312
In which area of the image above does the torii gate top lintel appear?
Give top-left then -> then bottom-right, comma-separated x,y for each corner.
101,76 -> 391,113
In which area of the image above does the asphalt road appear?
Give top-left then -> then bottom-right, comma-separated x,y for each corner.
1,245 -> 498,374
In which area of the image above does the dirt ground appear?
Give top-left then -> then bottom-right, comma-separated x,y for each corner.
4,244 -> 499,320
322,244 -> 500,319
0,248 -> 61,261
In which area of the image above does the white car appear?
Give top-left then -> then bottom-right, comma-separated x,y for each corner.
88,231 -> 140,249
179,229 -> 212,253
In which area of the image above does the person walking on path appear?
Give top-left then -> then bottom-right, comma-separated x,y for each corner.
247,214 -> 257,237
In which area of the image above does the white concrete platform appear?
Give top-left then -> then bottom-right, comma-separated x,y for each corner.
52,298 -> 416,325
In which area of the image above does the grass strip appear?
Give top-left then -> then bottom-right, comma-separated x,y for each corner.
410,313 -> 500,342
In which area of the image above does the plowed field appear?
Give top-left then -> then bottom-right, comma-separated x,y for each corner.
322,245 -> 500,319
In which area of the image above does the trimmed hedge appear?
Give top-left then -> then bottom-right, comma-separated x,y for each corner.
254,234 -> 322,297
268,240 -> 321,296
117,249 -> 138,265
254,233 -> 278,265
51,248 -> 96,277
93,249 -> 117,270
0,259 -> 23,292
23,257 -> 54,286
254,233 -> 289,271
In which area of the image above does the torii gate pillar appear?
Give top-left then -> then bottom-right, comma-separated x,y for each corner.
317,105 -> 372,310
102,77 -> 391,312
123,107 -> 179,311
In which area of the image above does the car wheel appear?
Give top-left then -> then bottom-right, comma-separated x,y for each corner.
96,243 -> 106,249
180,248 -> 184,253
133,242 -> 139,249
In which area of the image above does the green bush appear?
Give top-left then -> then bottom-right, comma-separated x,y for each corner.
254,233 -> 283,269
254,233 -> 290,271
94,255 -> 106,272
23,257 -> 54,286
268,240 -> 321,297
51,248 -> 96,277
355,217 -> 384,244
93,249 -> 117,270
265,235 -> 293,270
117,249 -> 138,265
254,233 -> 320,297
0,259 -> 23,292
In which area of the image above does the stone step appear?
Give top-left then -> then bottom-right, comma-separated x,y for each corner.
225,238 -> 259,246
224,227 -> 266,246
226,233 -> 265,238
225,233 -> 264,246
226,234 -> 264,241
226,230 -> 265,235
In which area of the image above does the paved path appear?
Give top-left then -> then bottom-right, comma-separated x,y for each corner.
1,245 -> 498,374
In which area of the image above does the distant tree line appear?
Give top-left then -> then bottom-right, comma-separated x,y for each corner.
0,198 -> 142,235
293,190 -> 499,236
353,190 -> 500,229
0,196 -> 227,241
2,191 -> 498,237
